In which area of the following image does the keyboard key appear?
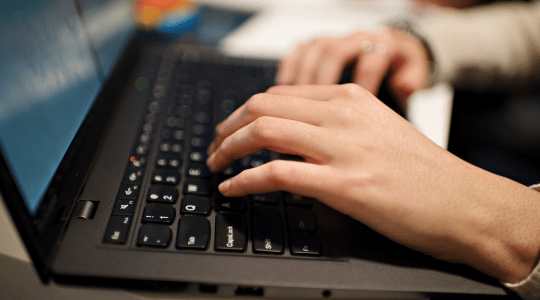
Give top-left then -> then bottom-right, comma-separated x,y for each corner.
254,149 -> 272,158
187,163 -> 212,179
193,111 -> 211,125
180,195 -> 212,215
251,192 -> 280,205
196,80 -> 212,92
177,84 -> 194,97
189,151 -> 208,163
286,207 -> 317,232
164,116 -> 186,129
196,89 -> 212,105
139,131 -> 152,144
284,193 -> 314,207
167,104 -> 179,116
122,170 -> 143,184
177,94 -> 193,106
117,184 -> 139,200
176,216 -> 210,249
252,204 -> 283,254
147,100 -> 160,113
217,195 -> 247,213
104,215 -> 132,244
190,137 -> 210,150
192,124 -> 211,137
218,161 -> 243,181
137,224 -> 171,247
248,156 -> 268,168
147,185 -> 178,203
289,233 -> 321,256
133,143 -> 150,156
162,129 -> 185,141
142,122 -> 154,133
155,154 -> 183,169
159,142 -> 184,154
127,155 -> 147,171
112,199 -> 136,216
183,178 -> 212,196
142,203 -> 176,224
152,169 -> 181,185
178,105 -> 192,117
215,213 -> 247,251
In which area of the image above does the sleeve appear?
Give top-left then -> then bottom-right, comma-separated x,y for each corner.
411,1 -> 540,92
502,183 -> 540,299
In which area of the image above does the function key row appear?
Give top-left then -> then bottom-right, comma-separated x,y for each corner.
104,101 -> 160,244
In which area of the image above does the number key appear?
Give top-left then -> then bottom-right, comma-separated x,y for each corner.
147,185 -> 178,203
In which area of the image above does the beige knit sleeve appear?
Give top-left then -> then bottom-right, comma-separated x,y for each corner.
413,1 -> 540,92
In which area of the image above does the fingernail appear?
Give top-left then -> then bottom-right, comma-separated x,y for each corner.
219,179 -> 231,194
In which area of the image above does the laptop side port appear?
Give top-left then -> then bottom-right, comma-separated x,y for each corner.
235,286 -> 264,296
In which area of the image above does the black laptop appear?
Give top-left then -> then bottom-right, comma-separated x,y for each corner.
0,0 -> 516,298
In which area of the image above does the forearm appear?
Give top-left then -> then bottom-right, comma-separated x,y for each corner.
412,1 -> 540,92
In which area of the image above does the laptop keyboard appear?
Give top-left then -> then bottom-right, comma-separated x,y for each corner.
103,53 -> 322,257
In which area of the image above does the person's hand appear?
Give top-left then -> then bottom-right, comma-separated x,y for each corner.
276,28 -> 431,105
207,84 -> 540,284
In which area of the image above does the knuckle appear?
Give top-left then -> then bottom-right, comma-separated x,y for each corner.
234,170 -> 250,191
327,45 -> 344,58
265,161 -> 289,188
250,116 -> 275,143
245,93 -> 268,116
327,40 -> 349,57
315,37 -> 332,49
341,83 -> 363,96
217,136 -> 233,157
214,124 -> 225,139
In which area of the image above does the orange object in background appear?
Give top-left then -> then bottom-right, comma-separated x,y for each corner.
134,0 -> 197,30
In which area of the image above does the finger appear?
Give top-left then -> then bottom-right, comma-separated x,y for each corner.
210,92 -> 329,155
354,51 -> 392,95
218,160 -> 334,199
296,40 -> 328,84
316,53 -> 355,84
276,42 -> 309,85
391,59 -> 430,100
207,116 -> 331,173
265,84 -> 344,101
314,37 -> 369,84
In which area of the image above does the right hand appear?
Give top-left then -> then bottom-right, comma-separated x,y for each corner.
207,84 -> 540,284
276,27 -> 432,103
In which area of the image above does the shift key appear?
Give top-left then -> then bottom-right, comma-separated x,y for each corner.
215,213 -> 246,251
252,204 -> 283,254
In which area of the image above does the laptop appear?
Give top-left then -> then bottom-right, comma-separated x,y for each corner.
0,0 -> 516,298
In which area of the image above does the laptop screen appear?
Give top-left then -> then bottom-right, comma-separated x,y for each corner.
0,0 -> 134,214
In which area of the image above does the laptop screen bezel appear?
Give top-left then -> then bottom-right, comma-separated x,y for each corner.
0,33 -> 144,283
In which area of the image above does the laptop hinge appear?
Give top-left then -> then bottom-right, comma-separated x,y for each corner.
68,201 -> 98,220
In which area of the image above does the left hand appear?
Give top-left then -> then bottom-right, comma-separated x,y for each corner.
206,84 -> 540,284
276,28 -> 431,103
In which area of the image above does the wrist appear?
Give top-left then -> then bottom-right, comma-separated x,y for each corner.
452,169 -> 540,283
